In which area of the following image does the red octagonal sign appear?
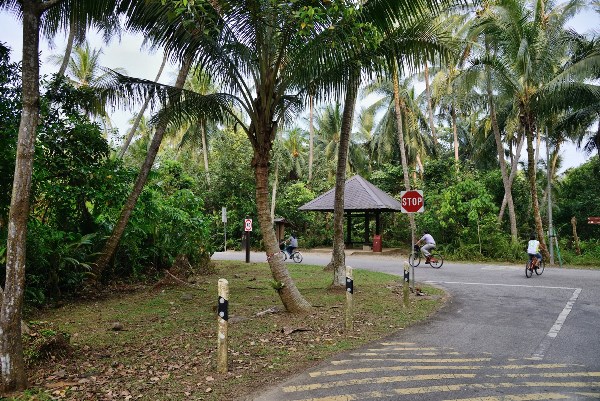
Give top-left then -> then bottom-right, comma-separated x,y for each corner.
400,190 -> 424,213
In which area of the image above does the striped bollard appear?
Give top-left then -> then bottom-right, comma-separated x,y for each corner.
403,261 -> 410,308
345,266 -> 353,331
217,278 -> 229,373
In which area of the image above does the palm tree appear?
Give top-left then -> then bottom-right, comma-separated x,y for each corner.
270,126 -> 307,221
172,67 -> 221,184
0,0 -> 122,392
478,0 -> 585,261
119,51 -> 168,158
314,103 -> 366,180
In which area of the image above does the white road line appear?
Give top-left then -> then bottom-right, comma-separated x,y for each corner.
531,288 -> 582,360
425,281 -> 578,290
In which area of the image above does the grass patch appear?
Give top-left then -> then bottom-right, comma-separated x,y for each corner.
14,260 -> 445,401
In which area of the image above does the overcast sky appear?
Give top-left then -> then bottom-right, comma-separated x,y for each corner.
0,4 -> 598,172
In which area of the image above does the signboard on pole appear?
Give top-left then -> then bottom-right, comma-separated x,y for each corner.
588,217 -> 600,225
400,190 -> 424,213
244,218 -> 253,232
222,207 -> 227,223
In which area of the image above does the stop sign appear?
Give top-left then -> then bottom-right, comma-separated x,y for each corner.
400,190 -> 424,213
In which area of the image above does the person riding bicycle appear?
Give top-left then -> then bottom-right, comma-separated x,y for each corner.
527,233 -> 542,267
416,230 -> 436,264
284,233 -> 298,256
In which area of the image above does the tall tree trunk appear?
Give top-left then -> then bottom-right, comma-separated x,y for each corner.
498,132 -> 524,221
270,159 -> 279,222
119,52 -> 168,158
392,60 -> 416,242
200,121 -> 210,184
94,58 -> 192,278
451,105 -> 459,163
424,63 -> 437,147
1,1 -> 45,392
486,49 -> 517,241
524,114 -> 550,262
328,67 -> 360,286
308,92 -> 314,181
58,19 -> 76,77
416,154 -> 424,180
255,161 -> 312,312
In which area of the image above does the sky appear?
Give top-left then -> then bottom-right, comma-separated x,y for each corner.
0,3 -> 598,173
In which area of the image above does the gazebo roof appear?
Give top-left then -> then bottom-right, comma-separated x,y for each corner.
298,175 -> 402,212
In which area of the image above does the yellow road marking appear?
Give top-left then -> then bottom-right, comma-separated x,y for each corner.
311,365 -> 485,377
283,373 -> 476,392
322,362 -> 569,374
442,393 -> 569,401
364,347 -> 440,351
329,357 -> 490,366
286,382 -> 600,400
379,342 -> 416,346
573,392 -> 600,398
342,351 -> 461,358
505,372 -> 600,378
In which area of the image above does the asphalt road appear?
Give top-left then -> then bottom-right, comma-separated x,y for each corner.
212,250 -> 600,401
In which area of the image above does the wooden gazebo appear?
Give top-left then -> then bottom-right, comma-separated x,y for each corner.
298,175 -> 402,250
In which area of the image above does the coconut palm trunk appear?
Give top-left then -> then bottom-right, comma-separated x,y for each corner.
57,19 -> 76,76
424,63 -> 437,147
94,58 -> 192,278
392,59 -> 417,242
498,132 -> 524,224
255,158 -> 311,312
451,105 -> 459,162
524,112 -> 550,262
270,160 -> 279,222
200,121 -> 210,184
119,51 -> 168,157
485,44 -> 517,241
308,92 -> 314,181
329,68 -> 360,287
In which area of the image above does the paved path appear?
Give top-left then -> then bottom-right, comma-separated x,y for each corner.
213,251 -> 600,400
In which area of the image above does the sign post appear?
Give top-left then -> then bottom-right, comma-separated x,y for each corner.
222,207 -> 227,251
588,217 -> 600,225
400,190 -> 424,291
244,218 -> 252,263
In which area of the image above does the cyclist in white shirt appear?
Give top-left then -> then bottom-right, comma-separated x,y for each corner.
527,234 -> 542,263
416,230 -> 436,264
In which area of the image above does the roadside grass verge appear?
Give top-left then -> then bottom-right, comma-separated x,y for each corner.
13,260 -> 445,401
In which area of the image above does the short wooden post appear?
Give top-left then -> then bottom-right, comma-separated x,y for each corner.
403,262 -> 410,308
345,266 -> 353,331
217,278 -> 229,373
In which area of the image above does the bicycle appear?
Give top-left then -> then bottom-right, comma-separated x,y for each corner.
279,242 -> 303,263
525,255 -> 544,278
408,244 -> 443,268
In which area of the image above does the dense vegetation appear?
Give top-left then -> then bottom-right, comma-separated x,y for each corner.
0,36 -> 597,309
0,0 -> 599,392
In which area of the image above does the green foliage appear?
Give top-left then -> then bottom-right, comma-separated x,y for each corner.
555,156 -> 600,241
111,159 -> 215,278
0,44 -> 21,219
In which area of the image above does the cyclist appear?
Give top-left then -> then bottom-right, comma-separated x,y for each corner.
416,230 -> 436,264
526,233 -> 542,267
284,233 -> 298,256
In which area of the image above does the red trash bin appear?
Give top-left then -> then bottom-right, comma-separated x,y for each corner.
372,235 -> 382,252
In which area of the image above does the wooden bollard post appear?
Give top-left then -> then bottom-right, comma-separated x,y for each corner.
217,278 -> 229,373
345,266 -> 353,331
403,262 -> 410,308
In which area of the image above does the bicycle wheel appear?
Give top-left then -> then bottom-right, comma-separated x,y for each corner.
282,251 -> 288,261
408,252 -> 420,267
535,259 -> 544,275
292,251 -> 303,263
525,261 -> 533,278
429,253 -> 444,268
